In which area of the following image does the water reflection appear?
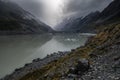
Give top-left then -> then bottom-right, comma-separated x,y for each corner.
0,34 -> 89,78
53,34 -> 88,47
0,34 -> 52,78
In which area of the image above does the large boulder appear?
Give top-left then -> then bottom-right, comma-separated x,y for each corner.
69,58 -> 90,76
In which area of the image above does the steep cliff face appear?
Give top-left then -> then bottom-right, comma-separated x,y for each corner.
0,1 -> 53,35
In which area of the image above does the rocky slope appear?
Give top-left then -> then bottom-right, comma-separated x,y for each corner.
18,20 -> 120,80
1,15 -> 120,80
12,0 -> 120,78
0,0 -> 53,35
1,51 -> 70,80
1,18 -> 120,80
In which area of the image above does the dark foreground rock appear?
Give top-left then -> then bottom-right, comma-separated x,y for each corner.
68,59 -> 90,75
61,45 -> 120,80
62,58 -> 90,79
81,45 -> 120,80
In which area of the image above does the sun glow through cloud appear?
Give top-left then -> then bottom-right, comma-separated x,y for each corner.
10,0 -> 113,28
40,0 -> 64,27
48,0 -> 63,11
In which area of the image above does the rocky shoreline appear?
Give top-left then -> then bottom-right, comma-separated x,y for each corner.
1,24 -> 120,80
2,43 -> 120,80
18,24 -> 120,80
1,51 -> 70,80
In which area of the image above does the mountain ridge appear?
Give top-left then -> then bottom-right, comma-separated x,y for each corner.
55,0 -> 120,33
0,0 -> 53,35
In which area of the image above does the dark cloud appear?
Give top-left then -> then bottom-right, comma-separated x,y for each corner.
9,0 -> 113,27
63,0 -> 113,17
9,0 -> 64,26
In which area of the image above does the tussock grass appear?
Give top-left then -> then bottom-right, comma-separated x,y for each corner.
20,23 -> 120,80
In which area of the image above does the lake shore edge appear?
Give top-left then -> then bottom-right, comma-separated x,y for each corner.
1,24 -> 120,80
1,51 -> 71,80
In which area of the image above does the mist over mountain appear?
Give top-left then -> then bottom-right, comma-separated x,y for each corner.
8,0 -> 113,27
55,0 -> 120,33
0,0 -> 117,34
0,0 -> 53,35
55,11 -> 100,33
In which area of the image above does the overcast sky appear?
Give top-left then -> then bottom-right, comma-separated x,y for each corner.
9,0 -> 113,28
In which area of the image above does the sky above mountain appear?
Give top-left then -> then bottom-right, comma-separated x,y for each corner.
9,0 -> 113,28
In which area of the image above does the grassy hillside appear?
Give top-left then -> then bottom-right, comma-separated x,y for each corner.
19,22 -> 120,80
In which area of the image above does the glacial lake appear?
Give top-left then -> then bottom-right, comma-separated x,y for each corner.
0,33 -> 92,78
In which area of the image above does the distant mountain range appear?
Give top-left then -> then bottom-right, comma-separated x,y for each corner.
55,0 -> 120,33
55,11 -> 100,33
0,0 -> 120,34
0,0 -> 53,35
